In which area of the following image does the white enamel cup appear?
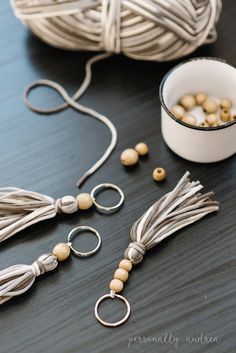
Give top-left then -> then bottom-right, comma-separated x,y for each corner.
159,58 -> 236,163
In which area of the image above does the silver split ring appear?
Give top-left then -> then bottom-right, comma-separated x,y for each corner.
94,291 -> 131,327
91,183 -> 124,214
67,226 -> 101,257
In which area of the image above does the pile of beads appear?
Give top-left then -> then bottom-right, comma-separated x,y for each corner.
120,143 -> 167,182
171,93 -> 235,128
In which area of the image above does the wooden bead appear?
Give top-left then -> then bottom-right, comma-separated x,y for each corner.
53,243 -> 71,261
119,259 -> 132,272
153,167 -> 166,182
206,114 -> 218,126
202,99 -> 218,114
181,114 -> 196,125
195,92 -> 207,105
171,104 -> 185,119
199,121 -> 209,128
179,95 -> 196,110
212,122 -> 223,127
120,148 -> 139,166
220,108 -> 231,122
109,278 -> 124,293
231,115 -> 236,122
76,193 -> 93,210
220,98 -> 232,110
135,142 -> 149,156
114,268 -> 129,282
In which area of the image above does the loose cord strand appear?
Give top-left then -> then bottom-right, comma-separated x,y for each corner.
24,52 -> 116,188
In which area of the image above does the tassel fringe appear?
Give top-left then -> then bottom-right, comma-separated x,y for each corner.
124,172 -> 219,264
0,254 -> 58,304
0,188 -> 78,242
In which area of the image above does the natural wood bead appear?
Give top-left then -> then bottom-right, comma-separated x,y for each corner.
212,122 -> 224,127
76,193 -> 93,210
53,243 -> 71,261
135,142 -> 149,156
203,99 -> 218,114
119,259 -> 132,272
109,278 -> 124,293
231,115 -> 236,121
179,95 -> 196,111
206,114 -> 218,126
114,268 -> 129,282
220,108 -> 231,122
199,121 -> 209,128
153,167 -> 166,182
120,148 -> 139,166
181,114 -> 196,125
171,104 -> 185,119
220,98 -> 232,110
195,92 -> 207,105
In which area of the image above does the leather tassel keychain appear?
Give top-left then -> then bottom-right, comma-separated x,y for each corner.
0,183 -> 124,242
95,172 -> 219,327
0,226 -> 101,304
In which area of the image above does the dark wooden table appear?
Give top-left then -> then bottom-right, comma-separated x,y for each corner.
0,2 -> 235,353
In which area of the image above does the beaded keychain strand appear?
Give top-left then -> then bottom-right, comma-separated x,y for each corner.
0,226 -> 101,304
0,183 -> 124,243
95,172 -> 219,327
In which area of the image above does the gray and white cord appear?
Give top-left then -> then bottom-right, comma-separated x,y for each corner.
11,0 -> 222,61
124,171 -> 219,264
0,254 -> 57,304
24,52 -> 117,188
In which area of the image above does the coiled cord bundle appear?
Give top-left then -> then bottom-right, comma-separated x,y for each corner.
11,0 -> 222,61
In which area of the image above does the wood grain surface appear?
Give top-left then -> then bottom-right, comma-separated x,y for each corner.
0,1 -> 235,353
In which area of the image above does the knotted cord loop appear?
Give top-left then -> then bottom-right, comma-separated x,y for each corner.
54,196 -> 78,214
30,261 -> 41,277
0,253 -> 58,304
31,254 -> 58,277
124,241 -> 146,265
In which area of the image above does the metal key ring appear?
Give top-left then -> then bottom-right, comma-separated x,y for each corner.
91,183 -> 124,214
94,291 -> 131,327
67,226 -> 101,257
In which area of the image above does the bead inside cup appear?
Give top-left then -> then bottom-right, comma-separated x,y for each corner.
159,58 -> 236,163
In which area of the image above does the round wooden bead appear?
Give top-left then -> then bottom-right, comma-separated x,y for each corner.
114,268 -> 129,282
181,114 -> 196,125
195,92 -> 207,105
109,278 -> 124,293
179,95 -> 196,111
119,259 -> 132,272
53,243 -> 71,261
212,122 -> 223,127
135,142 -> 149,156
206,114 -> 218,126
171,104 -> 185,119
220,109 -> 231,122
153,167 -> 166,182
202,99 -> 218,114
76,193 -> 93,210
120,148 -> 139,166
220,98 -> 232,110
199,121 -> 209,127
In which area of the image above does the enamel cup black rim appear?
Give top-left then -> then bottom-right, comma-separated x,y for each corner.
159,57 -> 236,132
